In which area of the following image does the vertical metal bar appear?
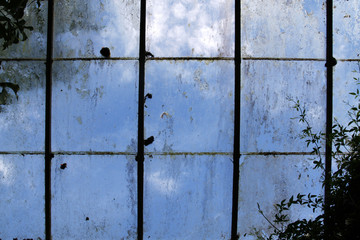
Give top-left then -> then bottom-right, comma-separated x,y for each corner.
325,0 -> 333,238
137,0 -> 147,239
45,0 -> 54,239
231,0 -> 241,239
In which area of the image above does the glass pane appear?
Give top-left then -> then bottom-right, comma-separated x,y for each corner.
241,0 -> 326,58
0,1 -> 48,58
241,60 -> 326,153
145,60 -> 234,153
0,61 -> 45,151
146,0 -> 235,57
0,154 -> 45,239
144,154 -> 232,239
333,61 -> 360,126
333,0 -> 360,59
238,155 -> 323,239
52,155 -> 137,239
54,0 -> 140,58
52,60 -> 138,152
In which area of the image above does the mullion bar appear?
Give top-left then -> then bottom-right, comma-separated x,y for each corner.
45,0 -> 55,239
137,0 -> 147,239
325,0 -> 334,238
231,0 -> 241,239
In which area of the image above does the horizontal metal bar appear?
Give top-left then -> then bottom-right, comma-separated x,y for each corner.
0,151 -> 324,156
146,57 -> 234,61
244,151 -> 322,156
145,152 -> 233,156
53,57 -> 138,61
0,151 -> 135,155
242,57 -> 326,61
0,58 -> 45,61
146,151 -> 319,156
0,151 -> 44,155
54,151 -> 136,155
337,58 -> 360,62
5,57 -> 358,62
0,57 -> 138,61
2,57 -> 359,62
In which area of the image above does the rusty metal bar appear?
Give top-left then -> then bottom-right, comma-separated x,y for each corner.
45,0 -> 54,239
231,0 -> 241,239
137,0 -> 147,239
325,0 -> 334,238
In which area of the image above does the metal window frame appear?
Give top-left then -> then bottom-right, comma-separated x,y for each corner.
0,0 -> 334,239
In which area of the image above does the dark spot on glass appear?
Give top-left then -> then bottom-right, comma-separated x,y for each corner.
100,47 -> 111,58
144,136 -> 154,146
145,51 -> 154,58
60,163 -> 67,169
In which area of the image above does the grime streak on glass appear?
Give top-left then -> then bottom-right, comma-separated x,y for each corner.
241,0 -> 326,59
144,154 -> 232,239
52,60 -> 138,152
53,0 -> 140,58
0,61 -> 46,152
0,155 -> 45,239
144,60 -> 234,153
240,60 -> 326,153
237,155 -> 322,237
51,155 -> 137,240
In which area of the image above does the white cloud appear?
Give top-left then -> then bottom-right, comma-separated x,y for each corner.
148,171 -> 178,195
0,158 -> 14,186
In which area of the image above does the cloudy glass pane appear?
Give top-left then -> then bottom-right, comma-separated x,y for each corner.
54,0 -> 140,58
144,60 -> 234,153
52,60 -> 138,152
333,61 -> 360,126
333,0 -> 360,59
238,155 -> 323,239
241,60 -> 326,153
0,1 -> 48,58
0,154 -> 45,239
52,155 -> 137,240
146,0 -> 234,57
241,0 -> 326,58
144,154 -> 232,239
0,61 -> 45,151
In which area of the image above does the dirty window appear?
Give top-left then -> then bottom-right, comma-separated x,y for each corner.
0,0 -> 355,239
